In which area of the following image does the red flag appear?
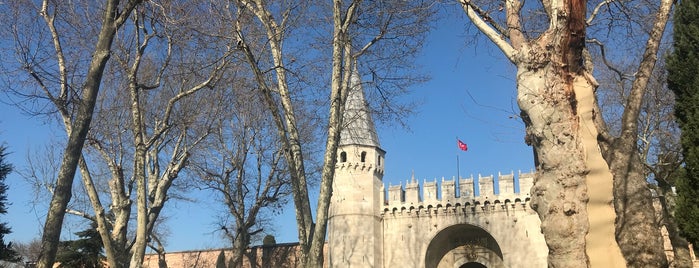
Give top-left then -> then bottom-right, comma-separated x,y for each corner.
457,139 -> 468,151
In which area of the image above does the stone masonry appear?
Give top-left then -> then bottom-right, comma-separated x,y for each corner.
327,66 -> 548,267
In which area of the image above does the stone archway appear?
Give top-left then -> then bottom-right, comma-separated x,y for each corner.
425,224 -> 505,268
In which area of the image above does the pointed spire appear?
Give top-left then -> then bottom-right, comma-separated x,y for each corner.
339,62 -> 381,147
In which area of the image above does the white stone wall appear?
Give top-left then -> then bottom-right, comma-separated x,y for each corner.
380,201 -> 547,268
329,145 -> 385,267
378,172 -> 547,268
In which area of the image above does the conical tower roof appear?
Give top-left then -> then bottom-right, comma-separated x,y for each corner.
339,65 -> 381,147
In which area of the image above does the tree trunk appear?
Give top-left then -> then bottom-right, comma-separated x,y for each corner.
129,146 -> 148,268
37,1 -> 142,267
77,157 -> 120,268
460,0 -> 675,265
231,234 -> 248,268
601,1 -> 673,266
307,1 -> 362,266
233,2 -> 314,264
606,150 -> 668,267
517,60 -> 625,267
128,59 -> 149,267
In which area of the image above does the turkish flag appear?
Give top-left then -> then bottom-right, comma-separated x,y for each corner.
457,139 -> 468,151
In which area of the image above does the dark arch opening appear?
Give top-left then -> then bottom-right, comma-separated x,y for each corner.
424,224 -> 503,268
461,262 -> 487,268
340,152 -> 347,162
360,151 -> 366,162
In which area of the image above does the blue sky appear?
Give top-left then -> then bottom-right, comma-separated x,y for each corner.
0,13 -> 535,252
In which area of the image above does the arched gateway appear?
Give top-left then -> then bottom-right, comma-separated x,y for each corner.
328,65 -> 548,267
425,224 -> 504,268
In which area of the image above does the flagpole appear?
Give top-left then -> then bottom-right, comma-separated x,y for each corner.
456,153 -> 460,181
456,136 -> 461,181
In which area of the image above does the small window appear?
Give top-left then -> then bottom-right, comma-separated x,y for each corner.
378,155 -> 382,166
361,151 -> 367,162
340,152 -> 347,162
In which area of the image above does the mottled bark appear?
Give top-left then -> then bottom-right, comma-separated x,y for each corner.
474,0 -> 626,263
516,61 -> 624,267
459,0 -> 674,266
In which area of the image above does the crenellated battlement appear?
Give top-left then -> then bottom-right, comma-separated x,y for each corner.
382,171 -> 534,215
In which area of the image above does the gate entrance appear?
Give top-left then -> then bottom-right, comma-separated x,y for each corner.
425,224 -> 504,268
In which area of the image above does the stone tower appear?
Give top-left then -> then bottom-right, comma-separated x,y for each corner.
328,65 -> 385,267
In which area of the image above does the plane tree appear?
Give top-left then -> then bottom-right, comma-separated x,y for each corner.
0,1 -> 144,267
456,0 -> 674,266
596,52 -> 691,266
1,1 -> 233,267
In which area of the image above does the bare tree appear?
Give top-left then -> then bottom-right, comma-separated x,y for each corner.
220,0 -> 433,266
83,2 -> 233,266
189,86 -> 292,267
2,1 -> 233,267
0,1 -> 143,267
596,51 -> 691,267
456,0 -> 674,266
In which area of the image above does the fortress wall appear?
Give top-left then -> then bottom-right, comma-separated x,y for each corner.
383,171 -> 535,209
441,179 -> 456,203
424,180 -> 438,201
478,174 -> 494,198
380,197 -> 548,268
498,172 -> 514,195
460,176 -> 475,198
405,180 -> 419,204
519,171 -> 534,195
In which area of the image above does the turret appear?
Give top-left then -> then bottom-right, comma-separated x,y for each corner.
328,64 -> 384,267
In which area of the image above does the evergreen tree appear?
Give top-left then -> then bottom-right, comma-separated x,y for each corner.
667,0 -> 699,250
0,146 -> 20,262
55,223 -> 104,268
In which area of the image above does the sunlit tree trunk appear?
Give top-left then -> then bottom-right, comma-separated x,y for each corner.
459,0 -> 673,266
232,3 -> 314,263
36,1 -> 142,267
601,1 -> 673,266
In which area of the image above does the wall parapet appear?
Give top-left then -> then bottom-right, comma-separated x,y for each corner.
382,171 -> 534,214
336,161 -> 384,175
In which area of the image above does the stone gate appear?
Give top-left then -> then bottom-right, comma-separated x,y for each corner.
327,67 -> 548,267
380,173 -> 547,267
